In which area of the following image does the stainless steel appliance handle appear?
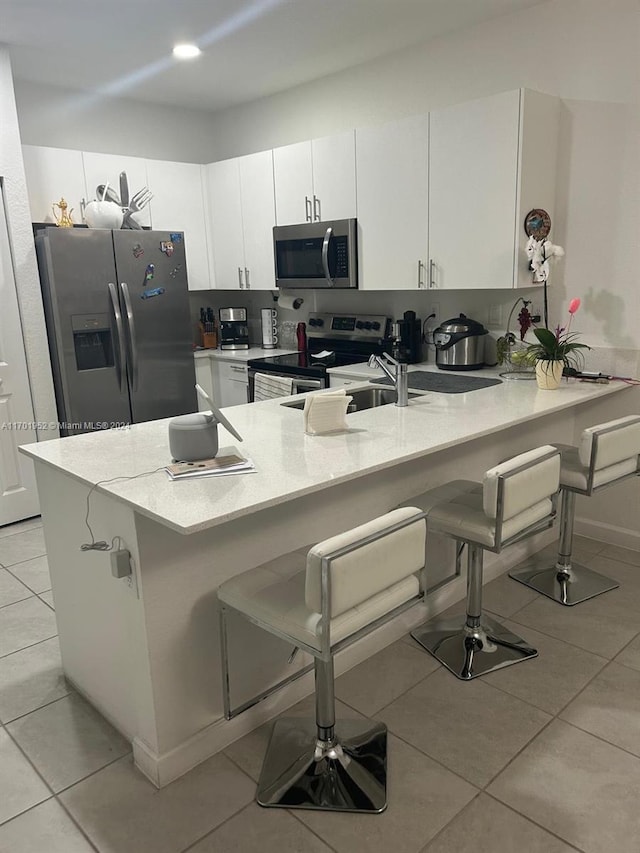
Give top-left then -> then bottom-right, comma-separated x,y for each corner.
245,267 -> 250,289
313,195 -> 320,221
321,226 -> 335,287
119,281 -> 139,392
107,282 -> 125,391
305,196 -> 312,222
238,267 -> 244,289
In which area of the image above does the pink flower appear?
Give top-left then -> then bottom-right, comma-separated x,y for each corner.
568,298 -> 581,315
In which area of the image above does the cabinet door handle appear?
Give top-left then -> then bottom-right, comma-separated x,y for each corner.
245,267 -> 250,289
313,195 -> 320,221
238,267 -> 244,289
428,259 -> 435,289
417,260 -> 425,289
305,196 -> 312,222
230,365 -> 246,373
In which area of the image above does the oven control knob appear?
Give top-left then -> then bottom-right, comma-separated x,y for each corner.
315,318 -> 324,327
364,322 -> 372,330
371,321 -> 381,331
355,321 -> 365,329
308,318 -> 318,327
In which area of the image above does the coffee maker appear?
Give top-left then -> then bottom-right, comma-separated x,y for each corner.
219,307 -> 249,350
392,310 -> 422,363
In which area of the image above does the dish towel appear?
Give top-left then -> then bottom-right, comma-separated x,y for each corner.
254,372 -> 294,401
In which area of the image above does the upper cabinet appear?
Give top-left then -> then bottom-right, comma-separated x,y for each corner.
145,160 -> 211,290
273,131 -> 356,225
428,89 -> 559,290
22,145 -> 88,225
206,149 -> 276,290
355,114 -> 429,290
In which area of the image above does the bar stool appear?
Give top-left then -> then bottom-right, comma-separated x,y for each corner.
217,506 -> 426,813
510,415 -> 640,605
401,445 -> 560,680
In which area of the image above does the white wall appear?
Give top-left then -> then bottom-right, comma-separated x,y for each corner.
0,51 -> 57,434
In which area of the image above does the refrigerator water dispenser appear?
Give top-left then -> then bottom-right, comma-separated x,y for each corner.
72,314 -> 114,371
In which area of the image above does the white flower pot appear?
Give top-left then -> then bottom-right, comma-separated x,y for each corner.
535,359 -> 564,390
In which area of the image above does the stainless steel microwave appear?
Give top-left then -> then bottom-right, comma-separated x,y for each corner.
273,218 -> 358,289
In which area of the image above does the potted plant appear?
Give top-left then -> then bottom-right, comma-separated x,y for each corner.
524,298 -> 590,389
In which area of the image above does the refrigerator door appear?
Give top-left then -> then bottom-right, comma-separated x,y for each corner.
113,230 -> 197,423
36,229 -> 132,435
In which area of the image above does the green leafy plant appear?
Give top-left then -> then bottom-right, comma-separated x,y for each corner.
524,298 -> 590,371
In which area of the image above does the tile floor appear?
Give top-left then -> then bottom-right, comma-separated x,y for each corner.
1,519 -> 639,852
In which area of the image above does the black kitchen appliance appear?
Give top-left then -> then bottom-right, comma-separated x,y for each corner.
247,312 -> 391,400
433,313 -> 488,370
273,219 -> 358,289
219,307 -> 249,350
393,310 -> 422,364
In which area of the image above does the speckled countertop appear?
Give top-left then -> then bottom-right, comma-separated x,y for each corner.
194,347 -> 299,361
20,374 -> 631,535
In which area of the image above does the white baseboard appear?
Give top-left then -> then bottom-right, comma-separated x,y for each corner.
132,530 -> 555,787
574,516 -> 640,553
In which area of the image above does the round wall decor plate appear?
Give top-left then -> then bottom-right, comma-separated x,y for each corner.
524,209 -> 551,239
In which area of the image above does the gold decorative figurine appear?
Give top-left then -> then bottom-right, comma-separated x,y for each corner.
52,197 -> 74,227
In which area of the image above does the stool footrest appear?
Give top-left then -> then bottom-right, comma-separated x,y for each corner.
257,717 -> 387,813
509,559 -> 619,605
410,614 -> 537,680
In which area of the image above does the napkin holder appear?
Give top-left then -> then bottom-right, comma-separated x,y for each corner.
303,389 -> 353,435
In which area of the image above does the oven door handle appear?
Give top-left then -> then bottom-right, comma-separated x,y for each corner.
292,378 -> 324,393
321,226 -> 335,287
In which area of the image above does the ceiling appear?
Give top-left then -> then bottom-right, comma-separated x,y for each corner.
3,0 -> 547,113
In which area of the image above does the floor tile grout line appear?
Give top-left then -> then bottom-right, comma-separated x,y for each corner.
50,749 -> 133,798
0,592 -> 36,611
2,687 -> 75,727
4,561 -> 51,595
176,799 -> 263,853
288,809 -> 341,852
0,631 -> 59,660
0,552 -> 48,571
417,790 -> 483,853
0,794 -> 54,830
52,796 -> 102,853
556,715 -> 640,765
482,790 -> 588,853
0,633 -> 60,662
338,659 -> 442,719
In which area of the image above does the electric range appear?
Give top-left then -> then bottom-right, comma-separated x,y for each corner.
247,313 -> 392,400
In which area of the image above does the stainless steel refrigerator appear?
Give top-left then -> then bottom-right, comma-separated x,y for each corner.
36,228 -> 197,436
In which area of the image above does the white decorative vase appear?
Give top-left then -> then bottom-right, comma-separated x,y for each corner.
84,201 -> 123,229
535,359 -> 564,390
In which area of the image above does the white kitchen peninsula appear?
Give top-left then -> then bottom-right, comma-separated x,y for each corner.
20,376 -> 637,787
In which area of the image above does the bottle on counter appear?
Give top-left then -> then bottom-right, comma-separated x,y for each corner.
296,321 -> 307,352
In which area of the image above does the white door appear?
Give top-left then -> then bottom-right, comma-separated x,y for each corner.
206,159 -> 245,289
356,114 -> 429,290
239,150 -> 276,290
273,141 -> 313,225
429,89 -> 520,289
145,159 -> 212,291
311,130 -> 357,222
22,145 -> 88,225
0,190 -> 40,525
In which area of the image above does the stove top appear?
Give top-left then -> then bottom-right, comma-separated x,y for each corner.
248,312 -> 393,379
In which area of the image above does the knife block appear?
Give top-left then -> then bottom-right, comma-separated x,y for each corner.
199,322 -> 218,349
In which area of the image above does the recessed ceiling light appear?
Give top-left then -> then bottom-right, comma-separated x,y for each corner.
173,44 -> 201,59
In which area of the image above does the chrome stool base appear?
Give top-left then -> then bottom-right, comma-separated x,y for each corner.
257,718 -> 388,813
509,560 -> 619,606
411,614 -> 538,680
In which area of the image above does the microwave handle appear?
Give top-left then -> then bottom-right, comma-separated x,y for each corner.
321,226 -> 335,287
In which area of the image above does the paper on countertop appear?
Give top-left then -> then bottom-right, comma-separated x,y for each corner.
165,446 -> 256,479
303,389 -> 353,435
310,350 -> 334,359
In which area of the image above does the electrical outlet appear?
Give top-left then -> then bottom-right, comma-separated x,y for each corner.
488,304 -> 502,326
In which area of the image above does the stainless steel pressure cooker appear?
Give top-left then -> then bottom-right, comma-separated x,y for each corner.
433,313 -> 488,371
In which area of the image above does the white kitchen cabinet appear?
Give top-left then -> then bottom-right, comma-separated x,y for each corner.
273,131 -> 356,225
356,114 -> 429,290
212,359 -> 249,407
146,160 -> 212,290
428,88 -> 559,290
82,151 -> 151,228
22,145 -> 88,224
206,150 -> 276,290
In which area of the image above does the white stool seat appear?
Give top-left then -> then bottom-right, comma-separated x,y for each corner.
219,561 -> 419,652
